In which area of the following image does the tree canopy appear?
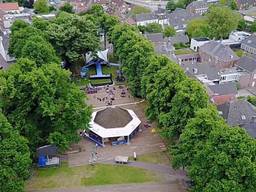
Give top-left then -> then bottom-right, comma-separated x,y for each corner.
59,2 -> 74,13
163,26 -> 176,37
33,0 -> 49,13
0,112 -> 31,192
144,23 -> 163,33
0,59 -> 91,153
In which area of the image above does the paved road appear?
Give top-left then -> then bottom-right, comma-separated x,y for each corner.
28,183 -> 184,192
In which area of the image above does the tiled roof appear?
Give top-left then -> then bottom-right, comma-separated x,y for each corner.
236,56 -> 256,72
0,3 -> 19,11
241,34 -> 256,49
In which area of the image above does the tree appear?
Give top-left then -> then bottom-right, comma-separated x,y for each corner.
229,0 -> 238,10
10,19 -> 29,33
0,58 -> 91,153
166,0 -> 176,12
59,2 -> 74,13
186,18 -> 209,38
189,126 -> 256,191
32,17 -> 50,31
250,21 -> 256,32
146,62 -> 186,120
0,112 -> 31,192
237,19 -> 247,31
34,0 -> 49,13
20,36 -> 60,67
48,132 -> 69,152
163,26 -> 176,37
171,105 -> 225,169
159,79 -> 209,138
145,23 -> 163,33
47,12 -> 99,69
206,6 -> 240,39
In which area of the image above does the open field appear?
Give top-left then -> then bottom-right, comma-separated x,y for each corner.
26,163 -> 158,190
134,151 -> 171,165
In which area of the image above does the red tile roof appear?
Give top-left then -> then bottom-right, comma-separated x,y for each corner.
0,3 -> 19,11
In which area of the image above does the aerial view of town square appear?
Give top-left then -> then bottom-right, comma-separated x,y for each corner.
1,0 -> 256,192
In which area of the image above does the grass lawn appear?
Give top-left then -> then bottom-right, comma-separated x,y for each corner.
90,78 -> 113,85
73,78 -> 89,87
131,151 -> 170,165
26,163 -> 158,190
174,49 -> 194,55
130,5 -> 151,16
234,49 -> 245,57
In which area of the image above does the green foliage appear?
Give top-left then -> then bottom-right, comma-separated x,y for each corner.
166,0 -> 176,12
229,0 -> 238,10
248,96 -> 256,106
47,12 -> 99,65
186,18 -> 209,38
144,23 -> 163,33
250,21 -> 256,32
0,112 -> 31,192
0,59 -> 91,154
48,132 -> 69,152
32,17 -> 50,31
207,6 -> 240,39
59,2 -> 74,13
111,24 -> 154,97
163,26 -> 176,37
10,19 -> 29,33
237,19 -> 247,31
34,0 -> 49,13
145,61 -> 186,120
159,79 -> 209,138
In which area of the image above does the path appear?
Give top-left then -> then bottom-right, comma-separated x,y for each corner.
28,183 -> 184,192
93,99 -> 145,110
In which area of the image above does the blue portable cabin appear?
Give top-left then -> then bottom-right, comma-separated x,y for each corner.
37,145 -> 60,167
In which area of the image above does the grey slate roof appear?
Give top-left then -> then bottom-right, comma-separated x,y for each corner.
200,41 -> 239,62
241,35 -> 256,49
236,56 -> 256,72
208,82 -> 237,95
144,33 -> 167,43
217,100 -> 256,138
181,62 -> 220,80
168,8 -> 199,30
135,13 -> 157,22
169,32 -> 189,45
0,53 -> 7,69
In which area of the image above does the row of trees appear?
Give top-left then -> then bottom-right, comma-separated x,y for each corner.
111,21 -> 256,191
0,7 -> 110,191
186,5 -> 240,39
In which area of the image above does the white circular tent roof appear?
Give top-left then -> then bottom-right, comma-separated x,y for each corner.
89,107 -> 141,138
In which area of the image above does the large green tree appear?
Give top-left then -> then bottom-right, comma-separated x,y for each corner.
59,2 -> 74,13
206,6 -> 240,39
189,126 -> 256,191
34,0 -> 49,13
145,61 -> 186,121
47,12 -> 99,68
159,79 -> 209,138
0,59 -> 91,153
0,112 -> 31,192
186,18 -> 209,38
145,23 -> 163,33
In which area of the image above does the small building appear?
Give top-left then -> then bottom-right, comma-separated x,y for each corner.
37,145 -> 60,167
186,1 -> 208,16
218,100 -> 256,138
199,41 -> 239,69
86,107 -> 141,147
0,3 -> 20,14
236,56 -> 256,88
241,35 -> 256,55
207,82 -> 237,105
135,13 -> 158,26
229,31 -> 251,42
190,37 -> 210,52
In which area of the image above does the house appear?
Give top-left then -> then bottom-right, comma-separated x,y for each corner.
168,8 -> 198,31
144,33 -> 173,55
241,35 -> 256,55
180,62 -> 220,85
186,1 -> 208,16
190,37 -> 210,52
169,32 -> 189,45
0,3 -> 20,14
199,41 -> 239,69
236,56 -> 256,88
218,100 -> 256,138
135,13 -> 158,26
207,82 -> 237,105
236,0 -> 256,10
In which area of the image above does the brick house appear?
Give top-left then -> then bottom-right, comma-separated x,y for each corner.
236,0 -> 256,10
0,3 -> 20,14
199,41 -> 239,69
